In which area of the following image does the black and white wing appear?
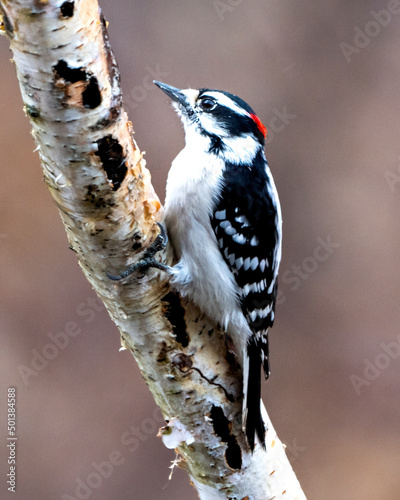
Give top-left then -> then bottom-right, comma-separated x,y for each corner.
211,158 -> 281,374
210,155 -> 281,448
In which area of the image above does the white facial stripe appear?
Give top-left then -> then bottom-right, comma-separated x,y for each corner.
199,114 -> 228,137
200,92 -> 250,118
220,134 -> 260,165
182,88 -> 200,105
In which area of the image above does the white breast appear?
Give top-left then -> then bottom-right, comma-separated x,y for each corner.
163,139 -> 243,332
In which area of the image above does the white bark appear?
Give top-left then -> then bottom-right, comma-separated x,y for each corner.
0,1 -> 307,499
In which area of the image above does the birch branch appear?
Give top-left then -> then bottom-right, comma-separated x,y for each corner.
0,1 -> 307,498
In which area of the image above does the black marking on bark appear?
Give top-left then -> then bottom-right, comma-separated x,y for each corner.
210,406 -> 230,441
54,60 -> 87,83
82,77 -> 101,109
95,135 -> 127,190
1,12 -> 14,37
172,353 -> 193,373
100,13 -> 117,84
86,184 -> 98,198
131,232 -> 142,251
24,105 -> 40,119
209,406 -> 242,470
162,292 -> 189,347
225,440 -> 242,471
99,12 -> 122,107
89,107 -> 120,131
60,1 -> 74,17
156,341 -> 169,363
53,60 -> 102,110
187,366 -> 234,403
84,184 -> 111,209
225,335 -> 241,370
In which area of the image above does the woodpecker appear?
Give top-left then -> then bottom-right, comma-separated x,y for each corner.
109,82 -> 282,450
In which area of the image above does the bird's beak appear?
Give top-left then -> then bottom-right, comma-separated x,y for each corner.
154,81 -> 190,108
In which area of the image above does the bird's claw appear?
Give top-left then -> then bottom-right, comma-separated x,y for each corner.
106,222 -> 169,281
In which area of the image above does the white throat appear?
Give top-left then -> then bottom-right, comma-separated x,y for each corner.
183,121 -> 261,166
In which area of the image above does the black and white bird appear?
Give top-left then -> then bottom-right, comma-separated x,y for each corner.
110,81 -> 282,450
156,81 -> 282,451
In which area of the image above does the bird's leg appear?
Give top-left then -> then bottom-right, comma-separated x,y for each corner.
107,223 -> 170,281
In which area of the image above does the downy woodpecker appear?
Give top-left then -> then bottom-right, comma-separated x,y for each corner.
110,82 -> 282,450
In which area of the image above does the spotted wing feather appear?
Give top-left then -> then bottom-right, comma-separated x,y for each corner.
211,154 -> 280,377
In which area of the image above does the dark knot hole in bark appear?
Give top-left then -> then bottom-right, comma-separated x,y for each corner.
53,60 -> 101,110
209,405 -> 242,470
162,292 -> 189,347
95,135 -> 127,191
60,1 -> 75,18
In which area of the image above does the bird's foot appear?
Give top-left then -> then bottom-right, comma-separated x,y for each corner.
107,223 -> 170,281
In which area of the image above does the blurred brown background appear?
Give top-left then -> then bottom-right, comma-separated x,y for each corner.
1,0 -> 400,499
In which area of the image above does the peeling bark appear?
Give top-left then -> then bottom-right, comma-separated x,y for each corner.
0,1 -> 307,499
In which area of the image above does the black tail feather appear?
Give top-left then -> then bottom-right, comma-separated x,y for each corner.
245,339 -> 266,451
262,334 -> 270,380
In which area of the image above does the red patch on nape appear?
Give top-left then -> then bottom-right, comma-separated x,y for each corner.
250,113 -> 267,138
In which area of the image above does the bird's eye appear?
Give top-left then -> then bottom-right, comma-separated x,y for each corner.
199,97 -> 216,112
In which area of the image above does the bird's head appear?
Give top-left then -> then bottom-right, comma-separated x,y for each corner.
154,81 -> 267,165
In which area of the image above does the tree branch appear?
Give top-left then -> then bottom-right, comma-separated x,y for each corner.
0,1 -> 307,498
